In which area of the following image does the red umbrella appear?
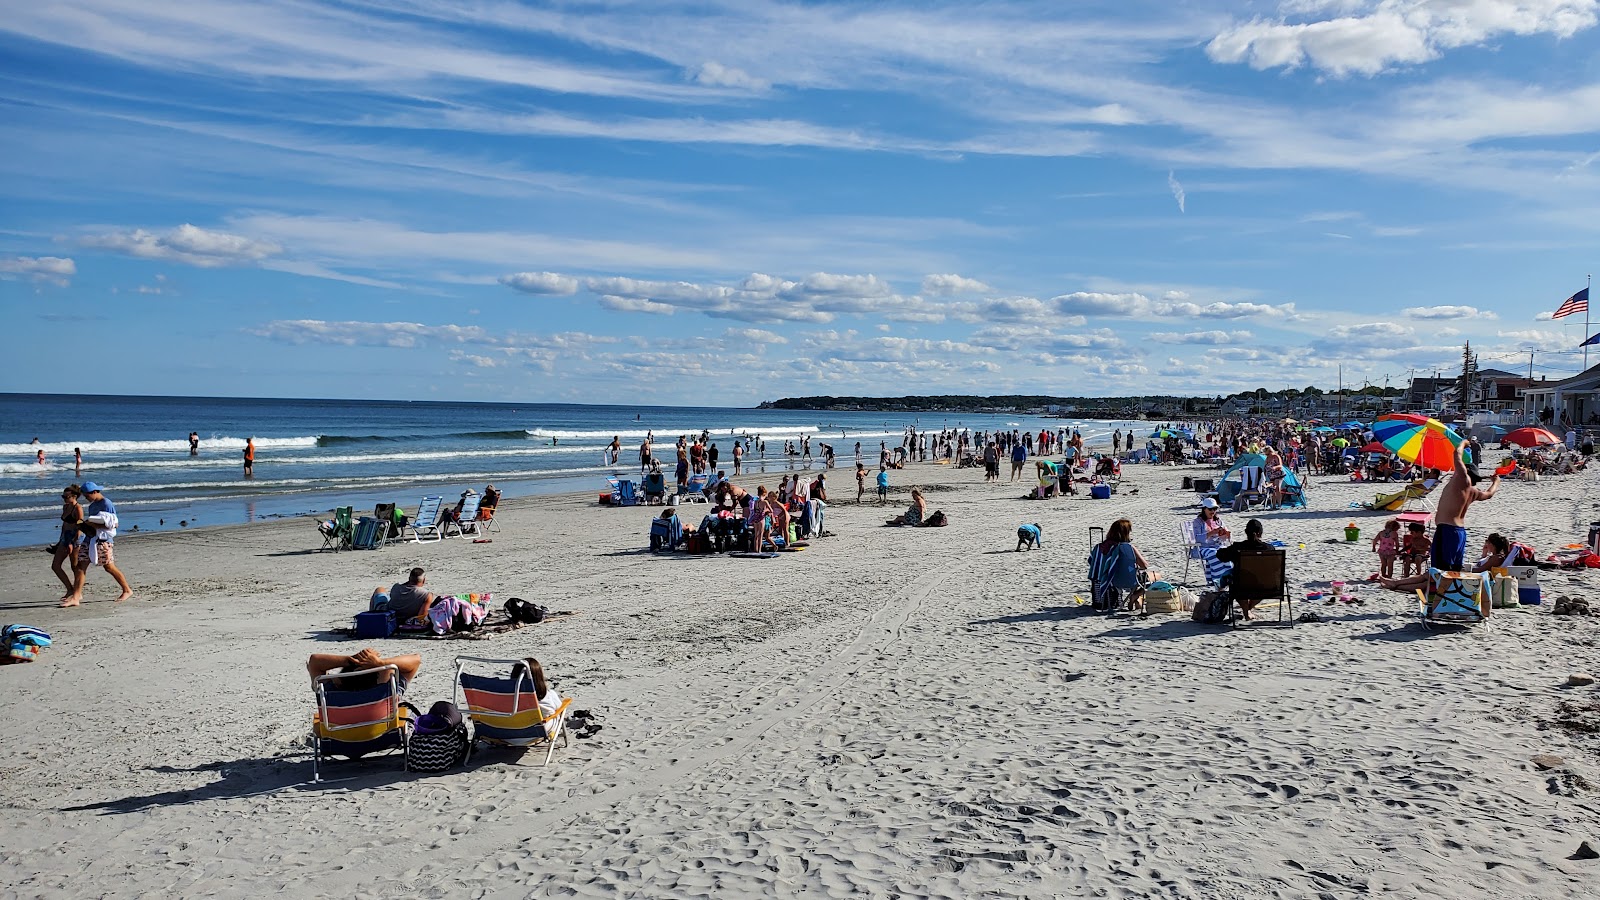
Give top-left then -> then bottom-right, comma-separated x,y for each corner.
1359,441 -> 1388,453
1504,427 -> 1561,448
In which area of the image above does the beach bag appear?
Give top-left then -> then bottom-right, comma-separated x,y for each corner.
1192,591 -> 1230,624
406,701 -> 471,773
504,597 -> 547,625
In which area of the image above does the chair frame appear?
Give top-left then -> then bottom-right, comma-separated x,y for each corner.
408,496 -> 445,543
454,656 -> 572,767
311,664 -> 410,783
373,502 -> 400,545
1416,569 -> 1489,629
447,493 -> 483,538
1225,547 -> 1293,627
322,506 -> 354,552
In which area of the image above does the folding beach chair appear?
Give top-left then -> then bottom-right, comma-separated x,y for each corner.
649,513 -> 684,552
454,657 -> 574,767
349,516 -> 385,550
1086,529 -> 1118,612
640,472 -> 667,505
1225,548 -> 1292,627
407,496 -> 445,543
373,503 -> 400,544
680,473 -> 710,503
1234,466 -> 1267,511
607,478 -> 639,507
477,493 -> 500,533
1416,569 -> 1489,628
321,506 -> 354,552
446,492 -> 482,538
311,665 -> 413,783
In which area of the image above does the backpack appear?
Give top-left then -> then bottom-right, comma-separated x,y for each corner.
1192,590 -> 1231,624
406,701 -> 471,773
504,597 -> 547,624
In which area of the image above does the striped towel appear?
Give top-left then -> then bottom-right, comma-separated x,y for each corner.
2,625 -> 51,648
1194,548 -> 1233,584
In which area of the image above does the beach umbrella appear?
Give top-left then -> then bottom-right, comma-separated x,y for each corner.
1503,426 -> 1561,448
1312,426 -> 1335,433
1359,441 -> 1388,453
1338,421 -> 1366,430
1371,413 -> 1468,470
1150,428 -> 1183,439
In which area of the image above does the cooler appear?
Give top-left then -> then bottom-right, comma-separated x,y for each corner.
1506,565 -> 1540,605
354,610 -> 397,638
1090,484 -> 1112,499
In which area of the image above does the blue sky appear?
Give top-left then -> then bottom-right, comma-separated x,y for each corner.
2,0 -> 1599,404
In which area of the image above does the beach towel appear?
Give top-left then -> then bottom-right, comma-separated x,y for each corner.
427,593 -> 491,635
3,624 -> 51,662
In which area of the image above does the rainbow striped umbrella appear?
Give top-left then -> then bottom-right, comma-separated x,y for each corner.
1371,413 -> 1468,471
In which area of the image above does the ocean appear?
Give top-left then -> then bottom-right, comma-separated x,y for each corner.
0,394 -> 1144,549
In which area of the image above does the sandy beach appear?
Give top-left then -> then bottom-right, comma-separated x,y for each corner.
2,454 -> 1598,899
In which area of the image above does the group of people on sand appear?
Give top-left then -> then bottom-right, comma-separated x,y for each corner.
51,481 -> 133,607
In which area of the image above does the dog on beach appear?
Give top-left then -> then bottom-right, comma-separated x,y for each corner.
1016,523 -> 1042,551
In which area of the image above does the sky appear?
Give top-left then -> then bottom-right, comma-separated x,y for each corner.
2,0 -> 1599,405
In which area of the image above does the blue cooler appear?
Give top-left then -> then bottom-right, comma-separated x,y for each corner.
354,610 -> 397,638
1090,484 -> 1112,499
1507,565 -> 1540,605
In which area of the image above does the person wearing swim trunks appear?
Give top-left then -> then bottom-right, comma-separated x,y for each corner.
1381,442 -> 1498,593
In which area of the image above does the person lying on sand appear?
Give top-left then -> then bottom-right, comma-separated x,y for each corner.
308,648 -> 421,692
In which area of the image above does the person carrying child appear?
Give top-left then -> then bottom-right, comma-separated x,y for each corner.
1371,519 -> 1401,580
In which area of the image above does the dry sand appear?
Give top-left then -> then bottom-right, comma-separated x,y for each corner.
2,454 -> 1599,898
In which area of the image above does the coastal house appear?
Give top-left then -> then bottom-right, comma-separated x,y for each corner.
1520,363 -> 1600,429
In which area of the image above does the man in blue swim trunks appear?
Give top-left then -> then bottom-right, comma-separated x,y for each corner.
1382,442 -> 1499,592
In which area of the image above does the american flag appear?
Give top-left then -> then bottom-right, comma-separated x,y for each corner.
1553,286 -> 1589,319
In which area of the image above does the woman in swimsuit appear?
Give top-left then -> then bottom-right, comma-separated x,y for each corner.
52,484 -> 83,596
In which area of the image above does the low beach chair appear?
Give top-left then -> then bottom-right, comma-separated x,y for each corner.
373,503 -> 400,544
1225,548 -> 1292,627
321,506 -> 354,552
447,492 -> 483,538
1416,569 -> 1489,628
349,515 -> 385,550
407,496 -> 445,543
641,472 -> 667,505
680,473 -> 710,503
311,665 -> 413,783
607,477 -> 639,507
650,513 -> 684,552
454,656 -> 573,767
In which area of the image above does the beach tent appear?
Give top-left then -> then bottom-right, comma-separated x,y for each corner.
1215,453 -> 1266,506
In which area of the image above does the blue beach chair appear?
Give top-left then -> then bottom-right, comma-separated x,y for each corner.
407,496 -> 445,543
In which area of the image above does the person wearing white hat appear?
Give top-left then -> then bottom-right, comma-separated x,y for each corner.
1189,497 -> 1234,585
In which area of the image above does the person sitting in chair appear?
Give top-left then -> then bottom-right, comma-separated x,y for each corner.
479,484 -> 500,519
1216,518 -> 1273,620
1092,518 -> 1150,612
308,647 -> 421,692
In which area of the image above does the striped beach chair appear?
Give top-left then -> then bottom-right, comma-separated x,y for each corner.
407,495 -> 445,543
454,656 -> 573,766
311,665 -> 413,782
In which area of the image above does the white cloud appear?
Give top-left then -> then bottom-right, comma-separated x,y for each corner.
921,273 -> 993,296
724,327 -> 788,345
693,61 -> 768,91
1403,305 -> 1497,320
1150,329 -> 1254,344
83,224 -> 281,267
1053,291 -> 1296,319
1167,171 -> 1186,213
1208,1 -> 1600,77
1498,328 -> 1576,350
500,271 -> 579,295
0,255 -> 75,285
599,295 -> 675,315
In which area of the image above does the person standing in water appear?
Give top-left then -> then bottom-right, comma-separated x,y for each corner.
243,437 -> 255,477
189,431 -> 199,455
74,447 -> 81,474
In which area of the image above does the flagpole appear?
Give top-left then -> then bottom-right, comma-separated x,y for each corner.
1588,274 -> 1593,371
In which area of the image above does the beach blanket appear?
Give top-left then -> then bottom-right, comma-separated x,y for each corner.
3,624 -> 51,663
334,610 -> 578,641
427,593 -> 490,635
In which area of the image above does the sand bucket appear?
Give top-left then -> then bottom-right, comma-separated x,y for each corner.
1344,524 -> 1360,542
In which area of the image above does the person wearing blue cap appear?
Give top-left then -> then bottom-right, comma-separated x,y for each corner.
61,482 -> 132,607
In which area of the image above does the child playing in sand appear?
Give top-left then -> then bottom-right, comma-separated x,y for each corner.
1401,521 -> 1430,577
856,463 -> 867,504
1371,519 -> 1400,579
